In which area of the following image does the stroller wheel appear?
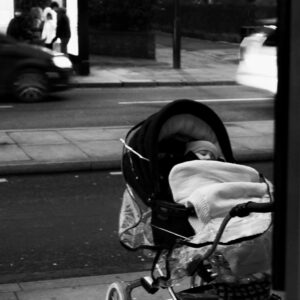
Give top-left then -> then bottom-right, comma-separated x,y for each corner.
105,282 -> 131,300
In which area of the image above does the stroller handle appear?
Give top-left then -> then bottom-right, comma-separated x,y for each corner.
184,201 -> 273,276
179,201 -> 273,249
230,201 -> 273,218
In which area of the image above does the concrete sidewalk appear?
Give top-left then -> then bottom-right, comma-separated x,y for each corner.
0,271 -> 189,300
0,120 -> 274,175
71,32 -> 239,88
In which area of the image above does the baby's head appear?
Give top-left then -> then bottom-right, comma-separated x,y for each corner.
185,140 -> 221,161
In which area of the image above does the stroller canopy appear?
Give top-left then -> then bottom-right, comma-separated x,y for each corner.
122,99 -> 235,208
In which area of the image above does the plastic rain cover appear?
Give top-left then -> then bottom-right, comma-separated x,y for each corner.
119,186 -> 154,249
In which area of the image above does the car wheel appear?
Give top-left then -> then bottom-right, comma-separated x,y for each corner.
12,69 -> 48,102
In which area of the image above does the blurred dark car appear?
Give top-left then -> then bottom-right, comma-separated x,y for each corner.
0,33 -> 73,102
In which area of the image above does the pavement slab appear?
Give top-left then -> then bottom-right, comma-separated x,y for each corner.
0,284 -> 20,293
8,131 -> 69,145
59,128 -> 127,142
0,133 -> 14,145
0,121 -> 274,175
17,285 -> 106,300
0,272 -> 187,300
0,145 -> 30,162
74,140 -> 122,160
20,144 -> 89,162
0,293 -> 17,300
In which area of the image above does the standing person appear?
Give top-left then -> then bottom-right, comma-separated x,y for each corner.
6,10 -> 33,42
7,10 -> 24,40
41,13 -> 56,49
30,6 -> 44,44
43,0 -> 57,28
51,7 -> 71,54
50,1 -> 60,12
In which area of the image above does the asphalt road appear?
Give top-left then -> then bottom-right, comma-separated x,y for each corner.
0,171 -> 152,283
0,160 -> 273,283
0,86 -> 274,130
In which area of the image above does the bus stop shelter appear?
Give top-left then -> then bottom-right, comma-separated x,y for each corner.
0,0 -> 89,75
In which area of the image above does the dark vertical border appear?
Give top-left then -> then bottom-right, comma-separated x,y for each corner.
272,0 -> 289,293
77,0 -> 90,75
172,0 -> 181,69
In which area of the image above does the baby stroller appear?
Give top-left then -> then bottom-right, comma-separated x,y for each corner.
106,99 -> 274,300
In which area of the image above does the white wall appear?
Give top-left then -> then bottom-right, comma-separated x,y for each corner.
0,0 -> 14,34
56,0 -> 63,8
66,0 -> 78,56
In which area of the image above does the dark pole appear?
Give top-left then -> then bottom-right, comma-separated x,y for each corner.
173,0 -> 181,69
272,0 -> 289,294
273,0 -> 300,297
77,0 -> 90,75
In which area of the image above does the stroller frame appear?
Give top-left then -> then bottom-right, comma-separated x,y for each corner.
107,100 -> 274,300
106,201 -> 273,300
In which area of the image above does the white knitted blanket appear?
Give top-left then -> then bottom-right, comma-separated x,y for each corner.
169,160 -> 272,243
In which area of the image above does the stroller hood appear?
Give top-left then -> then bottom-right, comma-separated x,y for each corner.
122,99 -> 235,207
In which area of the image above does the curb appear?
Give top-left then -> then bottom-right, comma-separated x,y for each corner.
70,80 -> 237,89
0,151 -> 273,176
0,160 -> 121,176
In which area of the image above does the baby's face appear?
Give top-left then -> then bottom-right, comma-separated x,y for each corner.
194,150 -> 216,160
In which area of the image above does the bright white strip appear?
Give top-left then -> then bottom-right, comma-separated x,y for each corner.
110,171 -> 122,175
120,138 -> 150,162
0,178 -> 8,183
118,97 -> 273,105
151,224 -> 189,239
0,106 -> 13,109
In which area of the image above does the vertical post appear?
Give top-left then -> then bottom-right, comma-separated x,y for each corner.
273,0 -> 300,297
77,0 -> 89,75
284,0 -> 300,295
173,0 -> 181,69
272,0 -> 288,294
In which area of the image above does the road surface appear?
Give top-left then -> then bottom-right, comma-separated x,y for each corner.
0,86 -> 273,130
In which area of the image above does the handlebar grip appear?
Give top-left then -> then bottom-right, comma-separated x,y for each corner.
230,201 -> 273,217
